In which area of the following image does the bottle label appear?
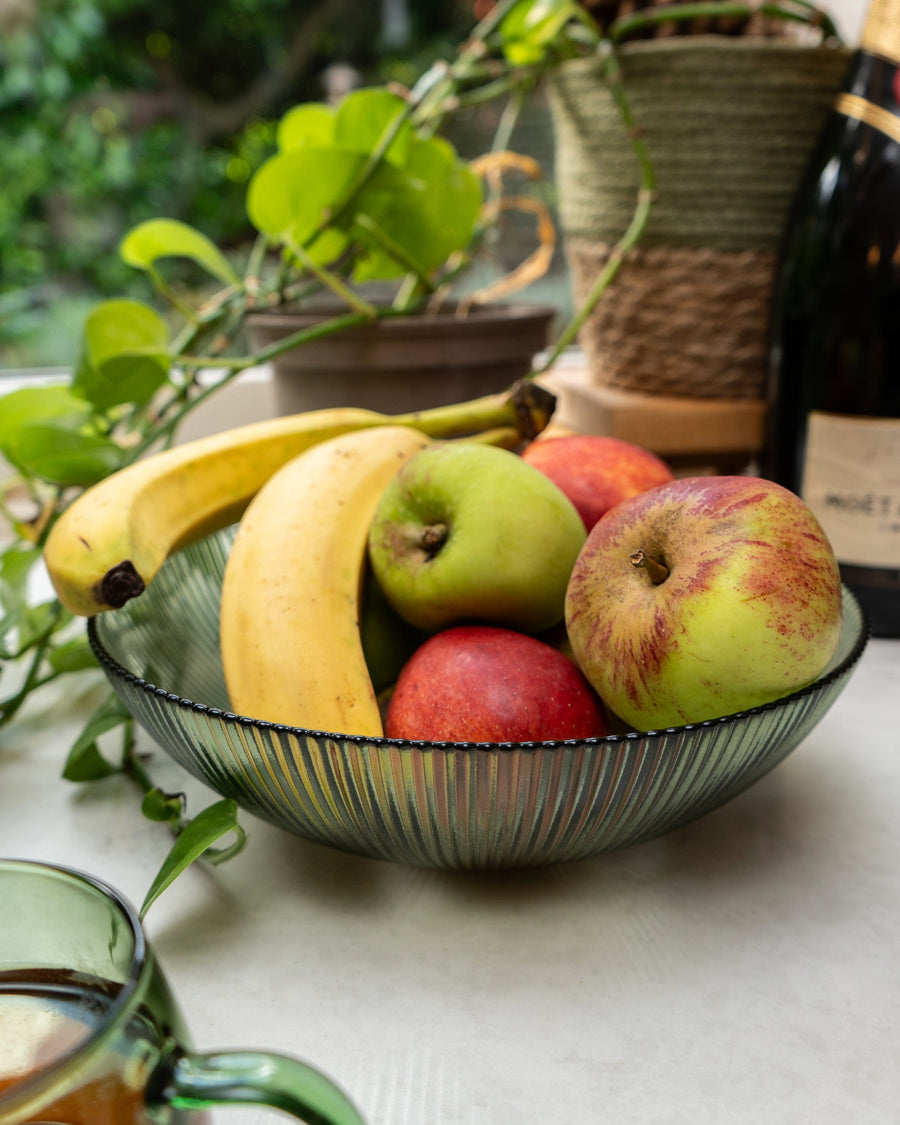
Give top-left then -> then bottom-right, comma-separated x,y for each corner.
861,0 -> 900,64
801,412 -> 900,568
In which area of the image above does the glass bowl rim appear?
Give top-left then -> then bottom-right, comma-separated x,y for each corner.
87,586 -> 869,754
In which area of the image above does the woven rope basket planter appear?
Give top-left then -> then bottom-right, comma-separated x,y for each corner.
547,38 -> 851,400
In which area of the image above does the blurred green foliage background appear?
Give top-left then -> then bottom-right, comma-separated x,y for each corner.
0,0 -> 484,367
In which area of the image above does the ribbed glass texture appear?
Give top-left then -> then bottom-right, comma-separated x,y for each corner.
89,529 -> 868,869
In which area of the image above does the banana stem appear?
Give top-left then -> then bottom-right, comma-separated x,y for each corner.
456,424 -> 525,449
395,379 -> 556,442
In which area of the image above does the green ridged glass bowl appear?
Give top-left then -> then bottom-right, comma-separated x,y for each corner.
88,527 -> 868,869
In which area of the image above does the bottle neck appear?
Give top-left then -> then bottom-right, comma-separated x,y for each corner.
835,32 -> 900,143
861,0 -> 900,65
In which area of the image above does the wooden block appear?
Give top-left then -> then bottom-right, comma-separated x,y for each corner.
539,365 -> 767,472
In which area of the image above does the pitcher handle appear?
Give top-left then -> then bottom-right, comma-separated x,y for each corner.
150,1047 -> 367,1125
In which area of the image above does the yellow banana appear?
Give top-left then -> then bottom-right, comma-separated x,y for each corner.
219,425 -> 433,736
44,380 -> 556,617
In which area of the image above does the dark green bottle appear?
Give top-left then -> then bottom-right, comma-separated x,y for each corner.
764,0 -> 900,637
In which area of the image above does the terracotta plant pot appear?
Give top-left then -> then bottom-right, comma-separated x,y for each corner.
246,303 -> 557,416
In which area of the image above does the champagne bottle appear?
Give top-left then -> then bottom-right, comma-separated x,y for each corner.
764,0 -> 900,637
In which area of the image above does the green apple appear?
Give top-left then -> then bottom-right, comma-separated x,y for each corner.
564,475 -> 844,731
367,441 -> 587,634
359,565 -> 425,694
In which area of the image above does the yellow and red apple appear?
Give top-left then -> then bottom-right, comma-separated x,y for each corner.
564,476 -> 844,730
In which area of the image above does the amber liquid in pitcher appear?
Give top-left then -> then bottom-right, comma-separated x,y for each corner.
0,969 -> 156,1125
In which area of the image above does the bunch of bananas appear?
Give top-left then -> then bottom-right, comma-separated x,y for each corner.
44,381 -> 556,738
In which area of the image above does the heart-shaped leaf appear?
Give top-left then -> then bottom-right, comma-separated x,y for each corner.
2,421 -> 126,486
62,692 -> 132,782
48,636 -> 99,674
334,87 -> 411,166
276,102 -> 336,152
0,546 -> 43,609
0,384 -> 89,437
352,137 -> 481,279
120,219 -> 241,286
499,0 -> 591,63
247,146 -> 362,251
72,299 -> 171,410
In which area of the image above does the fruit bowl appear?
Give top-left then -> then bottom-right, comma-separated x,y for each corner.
88,527 -> 868,869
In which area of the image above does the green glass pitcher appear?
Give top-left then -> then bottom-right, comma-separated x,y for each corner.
0,858 -> 366,1125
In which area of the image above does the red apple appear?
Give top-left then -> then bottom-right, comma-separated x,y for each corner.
521,434 -> 675,531
564,475 -> 844,731
385,625 -> 608,742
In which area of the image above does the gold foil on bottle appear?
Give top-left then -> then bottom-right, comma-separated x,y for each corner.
836,92 -> 900,142
861,0 -> 900,64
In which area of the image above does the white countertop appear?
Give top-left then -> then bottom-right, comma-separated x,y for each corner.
1,632 -> 897,1124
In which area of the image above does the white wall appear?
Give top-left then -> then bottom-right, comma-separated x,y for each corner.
830,0 -> 866,40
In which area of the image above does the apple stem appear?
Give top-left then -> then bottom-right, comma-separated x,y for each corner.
630,549 -> 669,585
421,522 -> 449,558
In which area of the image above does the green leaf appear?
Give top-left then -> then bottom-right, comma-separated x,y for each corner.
0,386 -> 94,480
140,799 -> 246,918
62,693 -> 131,781
498,0 -> 591,63
352,137 -> 482,280
48,636 -> 99,674
0,610 -> 24,658
276,102 -> 336,152
72,299 -> 171,410
15,601 -> 62,652
141,786 -> 185,824
246,146 -> 362,252
120,219 -> 241,287
2,421 -> 126,487
0,546 -> 42,611
333,88 -> 411,167
63,743 -> 121,783
0,384 -> 90,440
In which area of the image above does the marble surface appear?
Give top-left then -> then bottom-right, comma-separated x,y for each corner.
1,631 -> 897,1125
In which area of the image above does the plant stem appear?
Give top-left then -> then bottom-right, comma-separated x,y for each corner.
243,232 -> 271,304
609,0 -> 841,41
288,241 -> 378,316
313,107 -> 413,241
147,265 -> 201,324
410,0 -> 524,130
492,82 -> 528,157
177,308 -> 386,372
352,214 -> 435,292
533,40 -> 656,373
0,629 -> 60,726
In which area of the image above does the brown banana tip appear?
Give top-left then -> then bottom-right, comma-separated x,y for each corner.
510,379 -> 557,441
96,560 -> 146,609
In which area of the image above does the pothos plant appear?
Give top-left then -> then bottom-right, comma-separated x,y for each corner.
0,0 -> 837,911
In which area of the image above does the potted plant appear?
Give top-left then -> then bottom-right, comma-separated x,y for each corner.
542,0 -> 851,470
77,47 -> 569,423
